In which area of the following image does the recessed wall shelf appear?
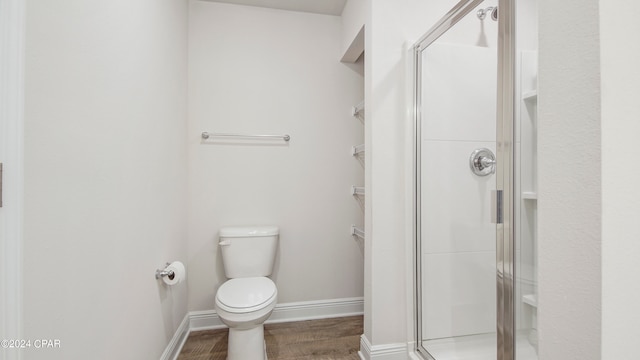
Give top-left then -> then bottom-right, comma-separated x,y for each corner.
351,225 -> 365,239
351,100 -> 365,117
518,51 -> 539,349
351,186 -> 365,196
349,99 -> 364,243
522,90 -> 538,102
522,294 -> 538,308
351,144 -> 365,156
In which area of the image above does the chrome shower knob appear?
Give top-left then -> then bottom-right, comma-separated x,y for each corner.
469,148 -> 496,176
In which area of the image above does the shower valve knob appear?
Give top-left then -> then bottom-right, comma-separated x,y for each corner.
470,148 -> 496,176
479,156 -> 495,168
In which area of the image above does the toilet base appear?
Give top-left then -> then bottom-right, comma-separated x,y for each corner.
227,324 -> 268,360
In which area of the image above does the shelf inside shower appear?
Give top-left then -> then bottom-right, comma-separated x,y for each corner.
522,294 -> 538,308
351,100 -> 365,117
522,89 -> 538,102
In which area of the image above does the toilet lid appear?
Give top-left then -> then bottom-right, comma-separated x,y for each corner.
216,277 -> 277,313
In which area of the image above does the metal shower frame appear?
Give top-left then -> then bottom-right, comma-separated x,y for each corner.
411,0 -> 516,359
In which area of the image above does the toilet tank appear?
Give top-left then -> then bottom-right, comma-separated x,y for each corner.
218,226 -> 279,278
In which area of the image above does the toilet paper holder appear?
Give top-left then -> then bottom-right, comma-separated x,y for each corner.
155,263 -> 175,280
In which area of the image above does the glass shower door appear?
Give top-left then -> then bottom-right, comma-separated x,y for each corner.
413,0 -> 515,359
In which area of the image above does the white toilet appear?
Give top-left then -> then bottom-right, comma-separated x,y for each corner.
215,226 -> 279,360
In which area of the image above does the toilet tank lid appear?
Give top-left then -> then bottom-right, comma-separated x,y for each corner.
219,226 -> 279,237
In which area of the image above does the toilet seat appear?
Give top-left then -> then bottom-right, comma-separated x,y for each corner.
216,277 -> 277,314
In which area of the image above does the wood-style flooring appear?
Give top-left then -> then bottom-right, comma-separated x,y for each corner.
177,315 -> 363,360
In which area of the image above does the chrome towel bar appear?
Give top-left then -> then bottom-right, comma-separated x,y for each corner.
201,132 -> 290,142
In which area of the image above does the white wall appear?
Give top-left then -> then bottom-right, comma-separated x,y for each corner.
1,1 -> 24,358
187,1 -> 365,311
363,0 -> 409,347
600,0 -> 640,358
538,1 -> 640,358
23,0 -> 189,359
420,43 -> 497,340
538,0 -> 602,359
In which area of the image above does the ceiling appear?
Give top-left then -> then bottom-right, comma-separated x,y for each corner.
200,0 -> 348,16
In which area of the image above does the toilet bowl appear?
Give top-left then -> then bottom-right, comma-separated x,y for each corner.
215,277 -> 277,359
215,226 -> 279,360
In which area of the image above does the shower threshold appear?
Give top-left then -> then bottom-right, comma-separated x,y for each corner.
422,331 -> 537,360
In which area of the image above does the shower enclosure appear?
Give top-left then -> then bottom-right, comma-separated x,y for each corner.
412,0 -> 538,359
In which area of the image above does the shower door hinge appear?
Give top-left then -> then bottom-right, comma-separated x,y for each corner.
492,189 -> 503,224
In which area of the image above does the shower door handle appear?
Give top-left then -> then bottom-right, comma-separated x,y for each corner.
492,190 -> 503,224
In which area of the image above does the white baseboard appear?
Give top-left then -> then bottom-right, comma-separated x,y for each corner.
268,296 -> 364,324
164,297 -> 365,359
159,314 -> 190,360
190,296 -> 364,331
189,309 -> 226,331
358,334 -> 408,360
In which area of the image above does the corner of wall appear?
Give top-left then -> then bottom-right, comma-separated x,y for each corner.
341,25 -> 365,63
0,0 -> 25,356
341,0 -> 367,62
538,0 -> 602,358
358,334 -> 408,360
159,314 -> 190,360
